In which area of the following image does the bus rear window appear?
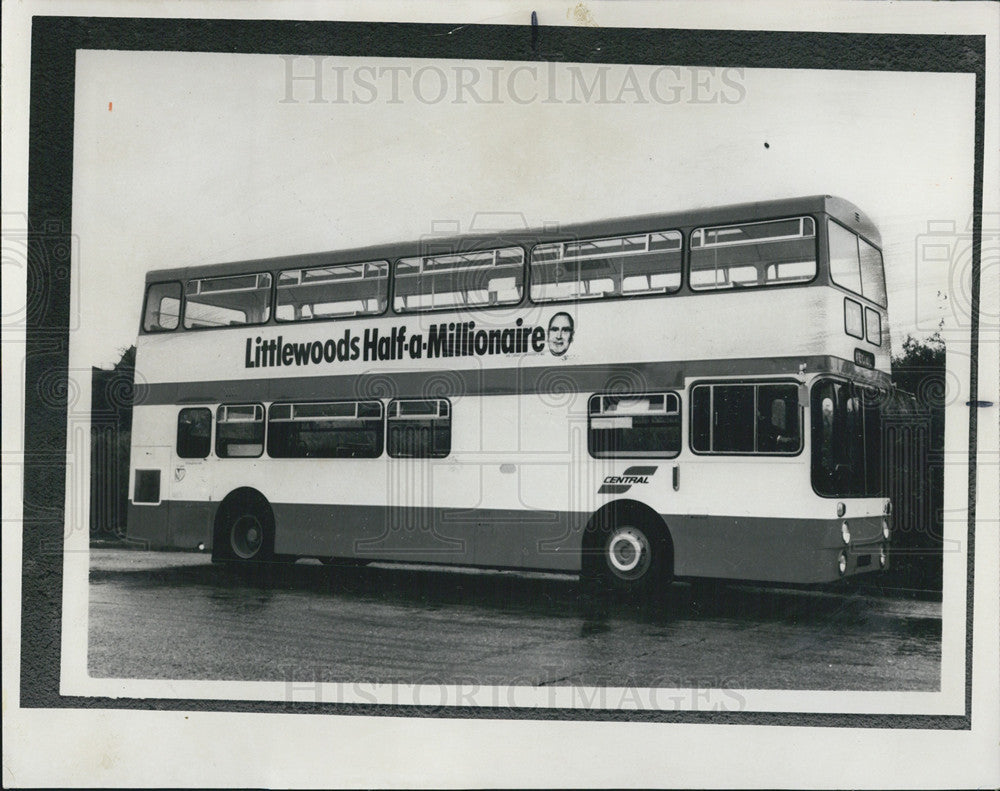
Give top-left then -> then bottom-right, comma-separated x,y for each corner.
691,382 -> 801,454
184,273 -> 272,328
386,399 -> 451,458
216,403 -> 264,458
690,217 -> 816,291
394,248 -> 524,312
276,261 -> 388,321
588,393 -> 681,458
142,281 -> 181,332
267,401 -> 383,458
531,231 -> 682,303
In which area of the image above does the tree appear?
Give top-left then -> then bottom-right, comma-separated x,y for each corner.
892,332 -> 946,400
90,346 -> 136,542
885,333 -> 946,593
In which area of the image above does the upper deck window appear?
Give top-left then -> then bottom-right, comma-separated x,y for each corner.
690,217 -> 816,291
276,261 -> 388,321
142,281 -> 181,332
859,237 -> 888,307
394,248 -> 524,313
531,231 -> 682,303
827,219 -> 887,307
183,273 -> 272,329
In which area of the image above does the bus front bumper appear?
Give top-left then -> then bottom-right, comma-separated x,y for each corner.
668,514 -> 889,585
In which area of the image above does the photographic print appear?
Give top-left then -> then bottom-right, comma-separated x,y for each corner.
4,2 -> 998,788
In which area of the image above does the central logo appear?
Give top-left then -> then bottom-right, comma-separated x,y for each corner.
598,466 -> 658,494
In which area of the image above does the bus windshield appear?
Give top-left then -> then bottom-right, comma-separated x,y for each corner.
811,378 -> 882,497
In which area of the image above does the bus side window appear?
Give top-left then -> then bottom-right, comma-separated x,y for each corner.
177,408 -> 212,459
756,385 -> 801,453
394,249 -> 523,313
276,261 -> 389,322
142,282 -> 181,332
690,217 -> 816,291
216,404 -> 265,458
267,401 -> 383,458
184,273 -> 272,329
387,399 -> 451,458
692,382 -> 800,454
531,231 -> 682,303
588,392 -> 681,458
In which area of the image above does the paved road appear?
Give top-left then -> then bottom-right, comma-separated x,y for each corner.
88,549 -> 940,691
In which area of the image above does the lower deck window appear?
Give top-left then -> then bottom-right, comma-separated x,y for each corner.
176,407 -> 212,459
387,399 -> 451,458
588,393 -> 681,458
268,401 -> 383,458
691,382 -> 801,454
216,403 -> 265,458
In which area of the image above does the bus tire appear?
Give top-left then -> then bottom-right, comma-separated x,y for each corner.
582,505 -> 672,595
213,489 -> 275,566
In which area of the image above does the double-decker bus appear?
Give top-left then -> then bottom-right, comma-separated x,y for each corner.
127,195 -> 894,590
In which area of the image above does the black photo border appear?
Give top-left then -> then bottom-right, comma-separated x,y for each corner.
22,15 -> 985,728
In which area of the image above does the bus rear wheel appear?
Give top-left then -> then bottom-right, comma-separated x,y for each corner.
230,512 -> 268,560
214,490 -> 275,567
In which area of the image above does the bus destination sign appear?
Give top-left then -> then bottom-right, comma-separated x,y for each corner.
853,348 -> 876,369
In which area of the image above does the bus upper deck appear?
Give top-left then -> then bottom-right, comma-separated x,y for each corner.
137,194 -> 891,391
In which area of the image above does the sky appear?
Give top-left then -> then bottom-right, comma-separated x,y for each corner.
71,50 -> 976,367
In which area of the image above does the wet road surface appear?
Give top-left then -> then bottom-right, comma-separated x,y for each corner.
88,549 -> 940,690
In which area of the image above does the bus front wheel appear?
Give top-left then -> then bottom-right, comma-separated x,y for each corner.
583,511 -> 672,595
604,525 -> 654,583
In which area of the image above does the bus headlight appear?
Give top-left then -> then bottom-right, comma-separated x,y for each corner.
879,545 -> 888,569
838,551 -> 848,576
882,519 -> 890,541
836,502 -> 846,517
841,521 -> 851,545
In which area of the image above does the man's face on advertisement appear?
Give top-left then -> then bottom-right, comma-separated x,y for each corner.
547,314 -> 573,356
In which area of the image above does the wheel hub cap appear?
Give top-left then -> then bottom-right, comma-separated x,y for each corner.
232,515 -> 263,559
606,528 -> 651,579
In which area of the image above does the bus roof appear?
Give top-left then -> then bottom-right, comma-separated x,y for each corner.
145,195 -> 881,284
